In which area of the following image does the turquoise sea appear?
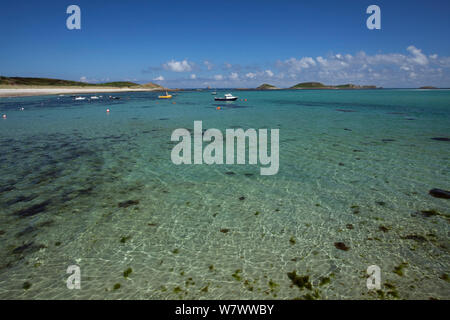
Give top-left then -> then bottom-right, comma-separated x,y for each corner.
0,89 -> 449,299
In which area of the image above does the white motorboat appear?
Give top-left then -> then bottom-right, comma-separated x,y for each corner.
214,93 -> 237,101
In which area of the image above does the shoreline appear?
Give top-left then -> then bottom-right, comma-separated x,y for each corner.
0,87 -> 164,98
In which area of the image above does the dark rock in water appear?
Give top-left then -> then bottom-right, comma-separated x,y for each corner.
244,173 -> 254,177
382,139 -> 395,142
336,109 -> 356,113
379,225 -> 389,232
431,137 -> 450,141
0,230 -> 5,236
344,128 -> 352,131
334,242 -> 350,251
225,171 -> 235,175
14,200 -> 51,218
159,118 -> 169,121
239,196 -> 245,201
346,224 -> 354,230
376,201 -> 386,206
37,220 -> 54,228
287,271 -> 312,290
12,242 -> 34,254
419,209 -> 439,217
6,195 -> 36,206
429,189 -> 450,199
118,200 -> 140,208
338,162 -> 345,166
220,228 -> 230,233
0,185 -> 15,194
353,149 -> 363,153
77,187 -> 94,195
401,234 -> 427,242
16,226 -> 36,238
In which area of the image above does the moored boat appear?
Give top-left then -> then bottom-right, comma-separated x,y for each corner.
158,91 -> 172,99
214,93 -> 237,101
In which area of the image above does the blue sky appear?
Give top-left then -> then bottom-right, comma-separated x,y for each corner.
1,0 -> 449,87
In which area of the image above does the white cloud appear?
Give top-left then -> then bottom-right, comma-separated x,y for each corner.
152,46 -> 450,87
407,45 -> 428,66
190,74 -> 196,79
278,57 -> 316,72
163,59 -> 193,72
204,60 -> 214,70
271,46 -> 450,87
153,75 -> 164,81
230,72 -> 239,80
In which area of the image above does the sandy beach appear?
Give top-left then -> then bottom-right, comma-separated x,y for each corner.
0,87 -> 163,98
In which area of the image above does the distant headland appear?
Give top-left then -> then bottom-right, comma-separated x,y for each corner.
1,76 -> 445,98
0,76 -> 167,97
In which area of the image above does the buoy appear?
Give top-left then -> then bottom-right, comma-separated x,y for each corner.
216,106 -> 221,110
20,107 -> 24,111
2,114 -> 6,119
106,108 -> 110,113
244,99 -> 247,101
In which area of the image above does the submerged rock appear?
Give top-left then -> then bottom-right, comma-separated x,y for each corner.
401,234 -> 427,242
15,226 -> 36,238
118,200 -> 140,208
13,243 -> 32,254
334,242 -> 350,251
23,282 -> 32,290
429,189 -> 450,199
12,242 -> 47,254
0,185 -> 15,194
13,200 -> 51,218
6,195 -> 36,206
419,209 -> 440,217
431,137 -> 450,141
287,271 -> 312,290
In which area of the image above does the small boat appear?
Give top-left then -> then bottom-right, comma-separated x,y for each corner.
90,96 -> 100,100
158,91 -> 172,99
214,93 -> 237,101
74,96 -> 86,101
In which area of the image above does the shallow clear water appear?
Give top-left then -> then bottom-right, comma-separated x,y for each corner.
0,89 -> 449,299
